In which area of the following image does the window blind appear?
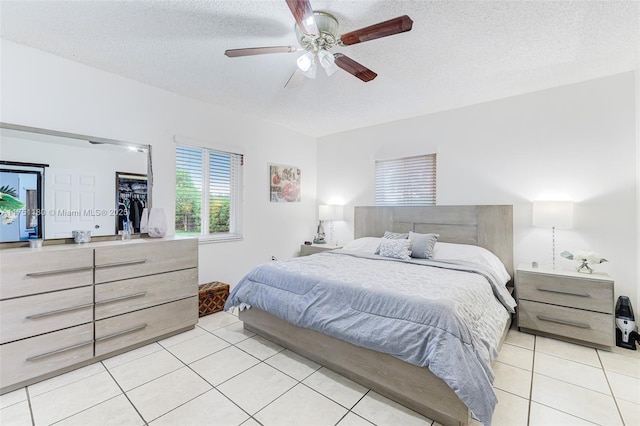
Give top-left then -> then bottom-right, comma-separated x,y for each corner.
208,150 -> 243,236
375,154 -> 436,206
176,144 -> 243,239
176,146 -> 203,233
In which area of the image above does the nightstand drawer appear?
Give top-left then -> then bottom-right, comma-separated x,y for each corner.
518,300 -> 614,346
299,244 -> 342,256
517,271 -> 613,313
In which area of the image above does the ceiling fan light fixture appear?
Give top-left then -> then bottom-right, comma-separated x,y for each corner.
318,50 -> 338,76
303,61 -> 318,79
297,52 -> 318,78
297,51 -> 314,71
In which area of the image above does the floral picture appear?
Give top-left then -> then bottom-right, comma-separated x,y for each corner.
270,164 -> 301,202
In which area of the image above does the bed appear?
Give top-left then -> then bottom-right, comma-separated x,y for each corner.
226,205 -> 515,426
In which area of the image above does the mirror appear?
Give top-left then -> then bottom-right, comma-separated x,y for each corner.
0,123 -> 151,242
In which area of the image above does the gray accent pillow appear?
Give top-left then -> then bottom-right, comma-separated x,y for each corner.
378,239 -> 412,260
408,231 -> 439,259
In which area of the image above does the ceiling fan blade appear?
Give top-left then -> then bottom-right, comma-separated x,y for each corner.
334,54 -> 377,82
285,0 -> 319,36
340,15 -> 413,45
284,67 -> 305,89
224,46 -> 299,57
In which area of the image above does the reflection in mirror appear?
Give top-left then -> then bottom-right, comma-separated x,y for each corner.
0,164 -> 44,242
116,172 -> 149,234
0,123 -> 151,242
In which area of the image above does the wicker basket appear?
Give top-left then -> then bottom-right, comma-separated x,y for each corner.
198,282 -> 230,317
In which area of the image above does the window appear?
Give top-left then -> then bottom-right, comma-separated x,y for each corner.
175,144 -> 243,241
375,154 -> 436,206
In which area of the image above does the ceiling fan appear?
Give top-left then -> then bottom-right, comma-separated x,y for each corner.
224,0 -> 413,83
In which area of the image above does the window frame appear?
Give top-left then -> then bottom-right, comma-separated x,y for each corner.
175,143 -> 243,243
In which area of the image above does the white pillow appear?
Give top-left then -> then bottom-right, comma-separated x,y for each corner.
378,239 -> 412,260
432,242 -> 511,284
341,237 -> 382,253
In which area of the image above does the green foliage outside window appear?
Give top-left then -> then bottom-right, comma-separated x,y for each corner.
175,169 -> 201,234
209,198 -> 230,233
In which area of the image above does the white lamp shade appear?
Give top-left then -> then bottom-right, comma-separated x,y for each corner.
532,201 -> 574,229
319,205 -> 344,221
333,205 -> 344,221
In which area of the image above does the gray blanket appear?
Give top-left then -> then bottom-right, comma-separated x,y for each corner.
225,250 -> 516,425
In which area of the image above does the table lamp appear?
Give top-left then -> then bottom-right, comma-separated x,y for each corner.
532,200 -> 574,269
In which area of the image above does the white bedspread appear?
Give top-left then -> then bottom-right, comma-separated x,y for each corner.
226,250 -> 516,425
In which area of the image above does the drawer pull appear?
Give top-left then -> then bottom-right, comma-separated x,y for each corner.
95,324 -> 148,342
95,291 -> 147,305
26,266 -> 93,278
26,302 -> 94,319
537,314 -> 591,329
536,287 -> 590,297
27,340 -> 93,361
95,259 -> 148,269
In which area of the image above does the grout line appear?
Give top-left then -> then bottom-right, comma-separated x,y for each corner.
101,362 -> 149,426
597,349 -> 627,425
172,332 -> 264,424
186,322 -> 373,425
25,387 -> 35,426
154,340 -> 253,423
526,335 -> 536,426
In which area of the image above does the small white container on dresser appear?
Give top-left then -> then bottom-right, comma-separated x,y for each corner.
0,237 -> 199,394
516,264 -> 614,349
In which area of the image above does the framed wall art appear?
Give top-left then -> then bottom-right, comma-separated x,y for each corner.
269,164 -> 301,202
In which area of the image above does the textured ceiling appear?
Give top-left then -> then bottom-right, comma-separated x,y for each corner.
1,0 -> 639,137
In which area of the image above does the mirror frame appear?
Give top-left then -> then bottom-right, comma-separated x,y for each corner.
0,122 -> 153,245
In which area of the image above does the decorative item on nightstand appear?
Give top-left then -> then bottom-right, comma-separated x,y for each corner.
313,213 -> 326,244
560,250 -> 608,274
532,200 -> 574,269
318,204 -> 343,246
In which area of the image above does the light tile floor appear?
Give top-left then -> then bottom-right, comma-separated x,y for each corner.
1,311 -> 639,426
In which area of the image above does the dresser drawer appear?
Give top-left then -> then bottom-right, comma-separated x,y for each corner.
94,239 -> 197,283
518,300 -> 614,346
0,323 -> 94,391
517,270 -> 613,313
95,268 -> 198,320
0,249 -> 93,300
95,297 -> 197,357
0,286 -> 93,344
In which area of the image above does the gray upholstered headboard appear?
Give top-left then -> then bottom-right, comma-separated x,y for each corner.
354,205 -> 514,283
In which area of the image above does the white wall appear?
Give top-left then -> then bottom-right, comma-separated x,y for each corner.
317,72 -> 639,310
1,39 -> 317,286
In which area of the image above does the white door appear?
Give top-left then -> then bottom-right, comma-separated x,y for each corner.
44,168 -> 114,238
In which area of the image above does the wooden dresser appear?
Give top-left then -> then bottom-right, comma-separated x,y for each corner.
0,237 -> 198,394
516,265 -> 614,349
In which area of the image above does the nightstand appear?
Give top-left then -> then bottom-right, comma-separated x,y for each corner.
299,244 -> 343,256
516,265 -> 614,349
